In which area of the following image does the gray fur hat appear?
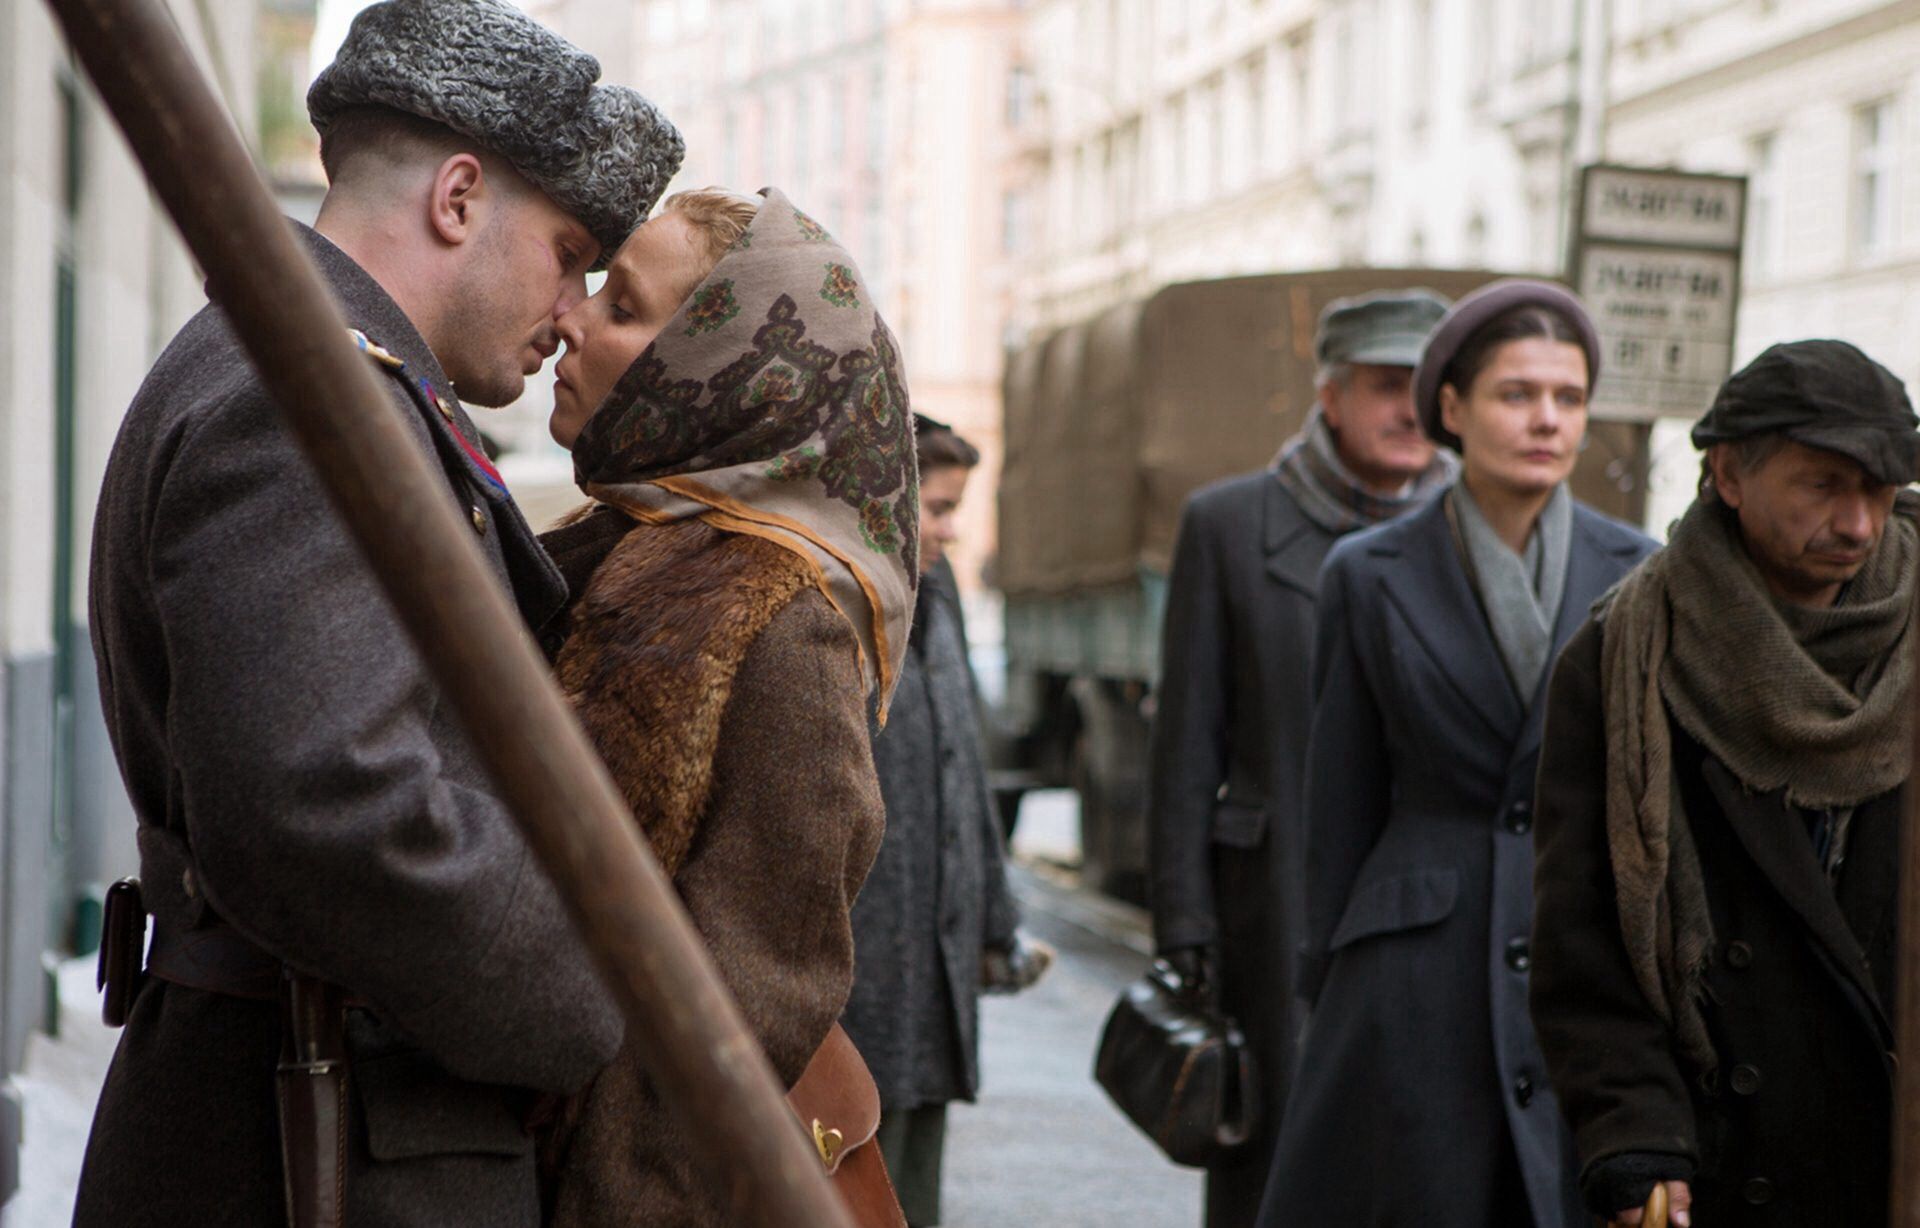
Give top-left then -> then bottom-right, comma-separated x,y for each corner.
308,0 -> 683,267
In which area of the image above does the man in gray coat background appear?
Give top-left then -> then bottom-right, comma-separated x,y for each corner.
1147,289 -> 1455,1227
73,3 -> 682,1225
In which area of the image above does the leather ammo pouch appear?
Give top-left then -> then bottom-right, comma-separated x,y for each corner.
785,1023 -> 906,1228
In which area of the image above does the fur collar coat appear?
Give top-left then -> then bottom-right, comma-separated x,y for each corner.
538,506 -> 886,1226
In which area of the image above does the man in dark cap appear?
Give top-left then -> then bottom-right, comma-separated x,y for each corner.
1531,339 -> 1919,1226
1147,288 -> 1454,1228
75,3 -> 682,1225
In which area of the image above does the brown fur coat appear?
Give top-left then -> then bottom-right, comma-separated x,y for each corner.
538,508 -> 886,1226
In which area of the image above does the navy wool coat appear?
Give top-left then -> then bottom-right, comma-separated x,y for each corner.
1260,492 -> 1654,1228
1147,471 -> 1341,1227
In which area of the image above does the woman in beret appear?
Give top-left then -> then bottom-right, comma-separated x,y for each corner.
1256,282 -> 1657,1228
533,186 -> 913,1226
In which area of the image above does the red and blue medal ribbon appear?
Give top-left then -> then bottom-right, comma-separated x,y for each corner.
347,329 -> 510,499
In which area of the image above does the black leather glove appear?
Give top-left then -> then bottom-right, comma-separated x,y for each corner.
1161,945 -> 1217,1008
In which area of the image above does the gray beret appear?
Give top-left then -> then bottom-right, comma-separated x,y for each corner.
308,0 -> 684,266
1316,289 -> 1451,369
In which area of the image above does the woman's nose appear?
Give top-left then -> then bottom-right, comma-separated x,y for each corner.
555,299 -> 589,350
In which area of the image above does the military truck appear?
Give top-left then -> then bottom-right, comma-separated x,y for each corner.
992,269 -> 1651,903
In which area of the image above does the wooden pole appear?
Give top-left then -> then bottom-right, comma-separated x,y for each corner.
44,2 -> 854,1225
1898,580 -> 1920,1224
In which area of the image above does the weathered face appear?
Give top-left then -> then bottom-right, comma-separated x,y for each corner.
1320,362 -> 1435,486
550,212 -> 708,450
1440,337 -> 1589,498
1711,439 -> 1897,606
918,464 -> 971,575
444,179 -> 598,408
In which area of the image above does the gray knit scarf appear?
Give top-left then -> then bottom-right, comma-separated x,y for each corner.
1599,494 -> 1917,1071
1271,408 -> 1459,536
1452,482 -> 1572,702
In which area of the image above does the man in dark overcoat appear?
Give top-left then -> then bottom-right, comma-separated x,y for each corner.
74,4 -> 682,1225
843,419 -> 1044,1227
1532,340 -> 1919,1226
1146,289 -> 1454,1226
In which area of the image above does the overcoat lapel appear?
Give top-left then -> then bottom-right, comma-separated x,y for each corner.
1264,480 -> 1327,598
1701,759 -> 1892,1040
1376,495 -> 1525,743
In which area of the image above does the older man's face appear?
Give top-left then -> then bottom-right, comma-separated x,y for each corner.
1712,439 -> 1898,607
1321,363 -> 1437,493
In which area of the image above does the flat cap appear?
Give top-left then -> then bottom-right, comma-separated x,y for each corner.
308,0 -> 683,267
1693,339 -> 1920,487
1316,289 -> 1451,369
1414,279 -> 1601,450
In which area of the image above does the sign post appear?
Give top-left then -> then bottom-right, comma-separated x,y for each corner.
1569,165 -> 1748,422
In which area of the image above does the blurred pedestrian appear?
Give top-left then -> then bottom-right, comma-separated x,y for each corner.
535,187 -> 908,1224
1260,281 -> 1655,1228
1146,288 -> 1453,1226
74,3 -> 680,1224
1532,340 -> 1919,1226
841,416 -> 1049,1228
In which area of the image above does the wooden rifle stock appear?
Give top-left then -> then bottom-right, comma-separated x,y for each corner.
41,2 -> 855,1225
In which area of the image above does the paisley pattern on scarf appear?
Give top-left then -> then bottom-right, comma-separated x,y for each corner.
571,188 -> 919,708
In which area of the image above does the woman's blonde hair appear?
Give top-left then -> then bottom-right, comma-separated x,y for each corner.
659,187 -> 762,267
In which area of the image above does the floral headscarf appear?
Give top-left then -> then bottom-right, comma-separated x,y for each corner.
570,187 -> 919,709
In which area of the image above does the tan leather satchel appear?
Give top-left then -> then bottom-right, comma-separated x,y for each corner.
787,1024 -> 907,1228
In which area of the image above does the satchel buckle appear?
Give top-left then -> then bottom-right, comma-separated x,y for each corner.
811,1118 -> 845,1170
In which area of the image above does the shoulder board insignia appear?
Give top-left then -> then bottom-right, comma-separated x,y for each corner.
346,328 -> 406,371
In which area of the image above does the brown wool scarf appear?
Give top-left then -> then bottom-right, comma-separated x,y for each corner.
1599,494 -> 1917,1071
570,187 -> 918,713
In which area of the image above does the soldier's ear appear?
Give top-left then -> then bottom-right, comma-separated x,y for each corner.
427,153 -> 487,248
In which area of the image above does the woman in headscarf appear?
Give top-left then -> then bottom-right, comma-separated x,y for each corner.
1256,282 -> 1658,1228
534,187 -> 915,1226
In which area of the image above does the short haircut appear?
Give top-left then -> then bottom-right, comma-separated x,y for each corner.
917,423 -> 981,472
318,105 -> 485,186
1440,304 -> 1588,398
1698,431 -> 1791,502
1315,361 -> 1353,392
659,187 -> 762,267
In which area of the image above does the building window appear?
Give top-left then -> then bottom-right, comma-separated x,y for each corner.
1005,63 -> 1034,128
1854,98 -> 1897,259
1409,0 -> 1433,121
1002,188 -> 1028,256
1746,131 -> 1782,281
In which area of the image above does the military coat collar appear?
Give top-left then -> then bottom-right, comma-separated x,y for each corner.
1263,477 -> 1336,597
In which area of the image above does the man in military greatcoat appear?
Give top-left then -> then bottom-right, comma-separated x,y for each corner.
1532,340 -> 1919,1226
74,4 -> 683,1225
1146,289 -> 1454,1227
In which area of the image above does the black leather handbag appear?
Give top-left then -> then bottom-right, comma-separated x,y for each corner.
1093,959 -> 1261,1168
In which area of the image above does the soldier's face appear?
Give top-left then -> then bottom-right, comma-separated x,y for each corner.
444,187 -> 598,408
550,213 -> 709,449
1711,440 -> 1896,606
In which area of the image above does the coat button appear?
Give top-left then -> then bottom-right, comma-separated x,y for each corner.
470,505 -> 488,535
1730,1063 -> 1762,1095
1726,940 -> 1753,969
1503,801 -> 1532,834
1513,1074 -> 1534,1107
1505,938 -> 1531,972
1742,1177 -> 1774,1205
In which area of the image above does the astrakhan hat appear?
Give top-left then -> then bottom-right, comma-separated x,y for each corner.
307,0 -> 683,267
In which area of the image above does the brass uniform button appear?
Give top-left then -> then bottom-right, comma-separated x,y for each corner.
435,392 -> 457,421
471,505 -> 488,535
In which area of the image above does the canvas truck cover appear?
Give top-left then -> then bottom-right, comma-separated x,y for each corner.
997,268 -> 1505,597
